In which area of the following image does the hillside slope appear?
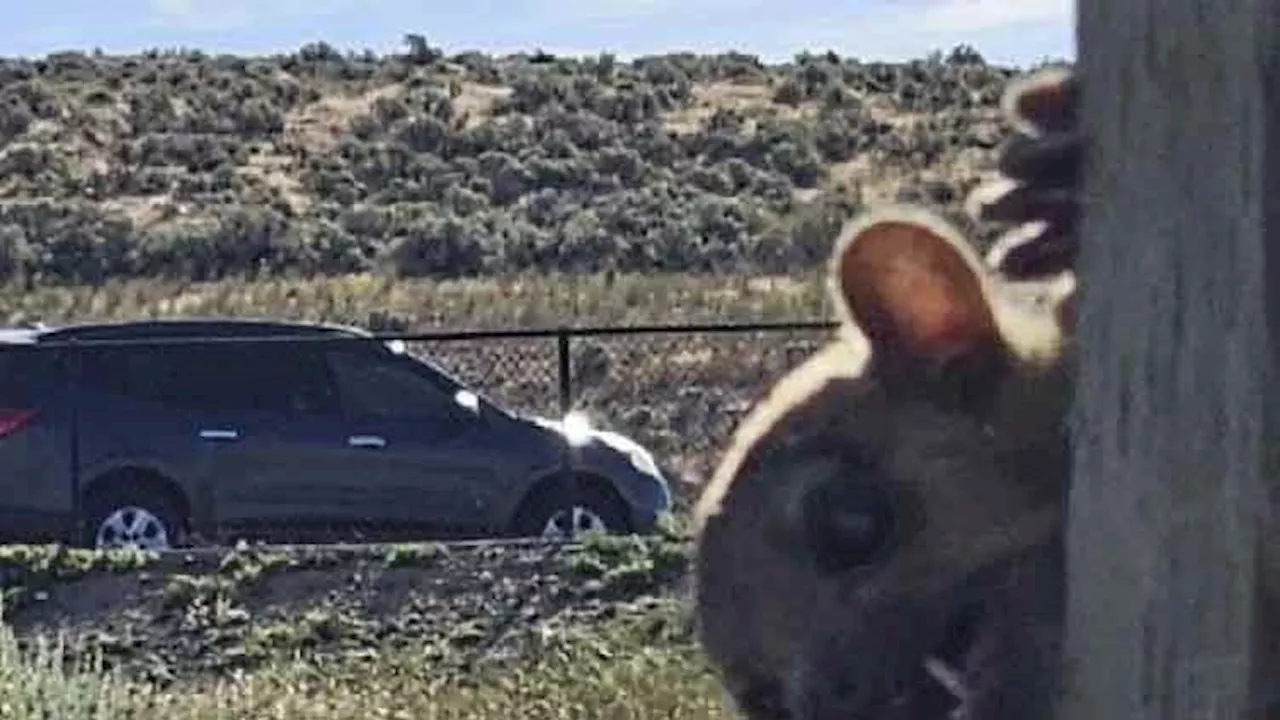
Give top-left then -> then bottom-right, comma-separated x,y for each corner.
0,41 -> 1052,287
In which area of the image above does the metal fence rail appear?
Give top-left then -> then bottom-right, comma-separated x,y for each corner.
34,319 -> 836,413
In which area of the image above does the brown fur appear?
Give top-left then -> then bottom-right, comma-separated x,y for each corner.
693,205 -> 1075,719
692,66 -> 1280,719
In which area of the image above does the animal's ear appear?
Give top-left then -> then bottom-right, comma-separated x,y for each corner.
831,207 -> 1002,371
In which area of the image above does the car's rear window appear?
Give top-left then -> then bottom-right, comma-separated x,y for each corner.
78,343 -> 338,415
0,346 -> 60,407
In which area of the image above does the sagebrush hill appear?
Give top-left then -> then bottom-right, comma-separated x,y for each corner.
0,42 -> 1070,718
0,39 -> 1061,288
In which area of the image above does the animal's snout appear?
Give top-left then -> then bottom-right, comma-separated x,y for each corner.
774,585 -> 980,720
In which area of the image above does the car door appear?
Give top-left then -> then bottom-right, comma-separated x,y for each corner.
322,344 -> 502,538
184,342 -> 385,542
0,345 -> 73,543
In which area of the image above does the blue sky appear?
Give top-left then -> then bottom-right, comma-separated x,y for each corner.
4,0 -> 1073,67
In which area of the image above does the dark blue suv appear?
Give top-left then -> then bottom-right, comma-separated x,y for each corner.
0,319 -> 673,550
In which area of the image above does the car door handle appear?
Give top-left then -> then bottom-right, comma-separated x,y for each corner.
198,428 -> 240,441
347,435 -> 386,449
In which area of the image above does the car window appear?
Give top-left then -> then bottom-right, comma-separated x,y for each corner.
0,347 -> 60,407
325,348 -> 460,421
79,343 -> 338,415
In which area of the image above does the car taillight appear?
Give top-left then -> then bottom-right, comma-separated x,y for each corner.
0,408 -> 38,437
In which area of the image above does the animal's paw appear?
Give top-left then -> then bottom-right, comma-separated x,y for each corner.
966,67 -> 1082,283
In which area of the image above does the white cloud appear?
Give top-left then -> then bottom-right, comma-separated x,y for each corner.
148,0 -> 352,32
758,0 -> 1073,66
913,0 -> 1072,34
522,0 -> 741,25
139,0 -> 1073,66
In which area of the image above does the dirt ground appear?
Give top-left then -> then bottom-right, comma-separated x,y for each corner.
0,536 -> 691,686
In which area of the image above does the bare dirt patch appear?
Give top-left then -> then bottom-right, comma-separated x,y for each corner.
284,84 -> 403,153
663,80 -> 781,134
453,82 -> 514,127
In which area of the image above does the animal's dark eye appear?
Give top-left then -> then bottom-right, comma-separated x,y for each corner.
802,474 -> 897,574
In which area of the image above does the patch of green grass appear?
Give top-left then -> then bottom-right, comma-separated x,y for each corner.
568,533 -> 692,599
160,574 -> 237,612
1,537 -> 697,687
0,544 -> 158,582
382,542 -> 449,568
1,599 -> 731,719
0,545 -> 161,616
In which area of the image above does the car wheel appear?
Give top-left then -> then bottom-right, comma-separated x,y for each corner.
84,488 -> 183,551
510,476 -> 630,541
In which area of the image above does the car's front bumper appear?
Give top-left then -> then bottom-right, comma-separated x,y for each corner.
612,468 -> 673,534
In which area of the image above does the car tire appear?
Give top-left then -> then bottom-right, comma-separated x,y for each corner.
83,484 -> 184,552
509,476 -> 631,541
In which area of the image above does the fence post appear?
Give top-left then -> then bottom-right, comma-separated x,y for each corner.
1061,1 -> 1276,717
556,328 -> 572,416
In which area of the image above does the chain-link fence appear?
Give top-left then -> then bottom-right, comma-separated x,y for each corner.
0,319 -> 837,548
410,321 -> 836,508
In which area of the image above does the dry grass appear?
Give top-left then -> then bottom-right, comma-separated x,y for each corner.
0,271 -> 830,330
